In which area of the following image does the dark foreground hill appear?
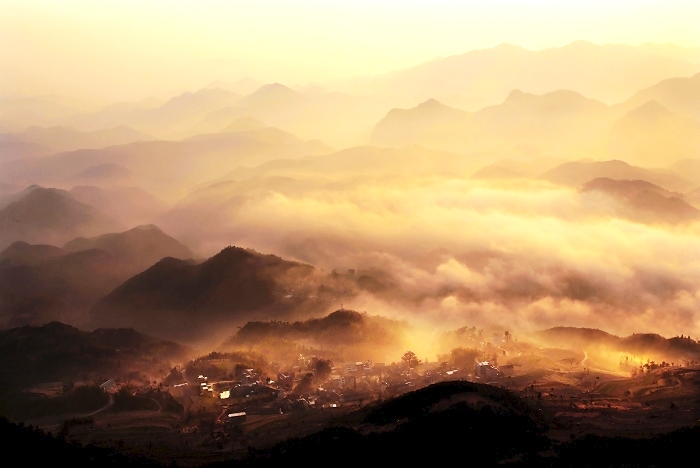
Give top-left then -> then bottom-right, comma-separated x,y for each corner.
218,380 -> 547,465
89,246 -> 355,342
4,378 -> 700,466
0,417 -> 160,467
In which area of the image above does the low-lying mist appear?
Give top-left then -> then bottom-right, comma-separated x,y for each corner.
158,172 -> 700,339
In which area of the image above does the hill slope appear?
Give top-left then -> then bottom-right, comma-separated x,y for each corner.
63,224 -> 193,271
580,178 -> 700,223
540,160 -> 694,192
0,186 -> 120,250
0,321 -> 188,392
0,226 -> 193,328
89,246 -> 351,342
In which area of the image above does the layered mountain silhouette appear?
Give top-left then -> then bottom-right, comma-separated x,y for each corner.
89,246 -> 353,342
607,100 -> 700,166
580,178 -> 700,223
0,225 -> 193,328
0,96 -> 87,131
537,326 -> 700,362
191,83 -> 388,147
0,186 -> 121,250
69,87 -> 241,138
0,125 -> 153,161
0,241 -> 65,267
63,224 -> 193,271
368,89 -> 610,156
540,160 -> 694,192
0,129 -> 332,199
370,99 -> 470,147
343,41 -> 700,109
619,72 -> 700,121
68,185 -> 168,227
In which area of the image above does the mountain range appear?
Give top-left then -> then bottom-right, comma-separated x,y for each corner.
0,225 -> 192,328
89,246 -> 355,343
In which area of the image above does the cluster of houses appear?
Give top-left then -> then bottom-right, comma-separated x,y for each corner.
162,336 -> 521,437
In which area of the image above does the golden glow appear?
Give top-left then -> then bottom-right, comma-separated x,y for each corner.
2,1 -> 700,103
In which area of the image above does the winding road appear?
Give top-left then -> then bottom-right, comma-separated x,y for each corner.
84,393 -> 114,416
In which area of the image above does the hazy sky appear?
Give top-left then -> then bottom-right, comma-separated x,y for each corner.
2,0 -> 700,103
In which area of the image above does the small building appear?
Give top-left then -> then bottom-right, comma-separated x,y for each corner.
277,372 -> 295,391
227,412 -> 246,425
100,379 -> 115,390
499,364 -> 514,376
475,361 -> 499,380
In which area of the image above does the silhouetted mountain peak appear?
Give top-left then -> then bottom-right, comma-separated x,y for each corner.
417,98 -> 442,108
627,100 -> 672,119
0,241 -> 65,266
506,89 -> 525,100
503,88 -> 605,111
246,83 -> 301,100
63,224 -> 192,266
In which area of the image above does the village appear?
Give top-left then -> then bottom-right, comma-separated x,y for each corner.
24,327 -> 700,464
126,329 -> 524,448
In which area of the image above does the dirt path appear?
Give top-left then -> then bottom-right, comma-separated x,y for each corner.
149,397 -> 162,412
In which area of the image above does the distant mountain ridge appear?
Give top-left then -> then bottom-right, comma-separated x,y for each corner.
537,326 -> 700,362
580,178 -> 700,223
370,99 -> 469,147
0,129 -> 333,199
0,186 -> 121,251
540,160 -> 694,192
63,224 -> 193,270
0,125 -> 154,161
343,41 -> 700,109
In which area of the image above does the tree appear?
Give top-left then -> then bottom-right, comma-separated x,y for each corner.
311,358 -> 333,382
401,351 -> 420,369
450,347 -> 480,370
292,373 -> 314,396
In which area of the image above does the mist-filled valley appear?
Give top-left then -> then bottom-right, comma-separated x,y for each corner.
4,3 -> 700,463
